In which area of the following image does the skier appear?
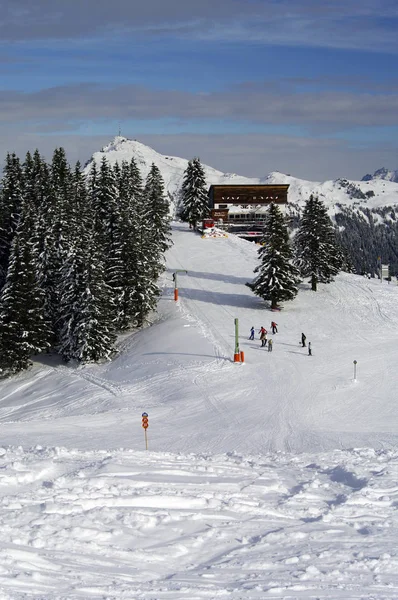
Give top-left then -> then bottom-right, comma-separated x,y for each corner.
271,321 -> 278,334
249,326 -> 255,340
260,328 -> 268,347
268,338 -> 273,352
301,332 -> 306,347
308,342 -> 312,356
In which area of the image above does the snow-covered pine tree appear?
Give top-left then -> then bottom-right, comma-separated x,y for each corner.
143,163 -> 172,280
0,197 -> 52,375
247,203 -> 300,309
0,153 -> 23,289
181,157 -> 209,229
58,162 -> 116,362
30,150 -> 52,255
112,159 -> 144,329
37,147 -> 74,339
294,194 -> 343,291
92,156 -> 123,325
128,158 -> 161,327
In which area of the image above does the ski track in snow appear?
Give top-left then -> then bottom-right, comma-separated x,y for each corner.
1,221 -> 398,597
1,446 -> 398,599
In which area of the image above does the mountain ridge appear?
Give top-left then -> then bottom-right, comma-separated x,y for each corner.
85,136 -> 398,213
362,167 -> 398,183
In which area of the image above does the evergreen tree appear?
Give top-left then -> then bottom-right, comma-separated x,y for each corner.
0,198 -> 52,375
93,157 -> 123,325
294,194 -> 343,291
143,163 -> 172,280
113,159 -> 144,329
58,162 -> 116,362
58,241 -> 116,363
247,203 -> 300,308
129,159 -> 161,326
181,157 -> 209,229
0,153 -> 23,289
37,148 -> 74,339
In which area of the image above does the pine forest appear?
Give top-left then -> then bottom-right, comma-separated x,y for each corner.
0,150 -> 172,376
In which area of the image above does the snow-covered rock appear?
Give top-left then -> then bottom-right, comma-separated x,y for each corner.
362,167 -> 398,183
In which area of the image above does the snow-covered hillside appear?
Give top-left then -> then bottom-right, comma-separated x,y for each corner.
85,136 -> 398,213
2,223 -> 398,598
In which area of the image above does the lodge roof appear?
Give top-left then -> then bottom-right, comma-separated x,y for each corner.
208,184 -> 289,190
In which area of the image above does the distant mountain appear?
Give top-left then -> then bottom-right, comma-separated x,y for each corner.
362,168 -> 398,183
85,137 -> 398,276
85,137 -> 398,215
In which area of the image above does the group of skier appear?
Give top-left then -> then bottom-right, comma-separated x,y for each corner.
249,322 -> 278,352
248,323 -> 312,355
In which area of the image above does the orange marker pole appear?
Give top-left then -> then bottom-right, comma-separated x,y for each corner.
234,318 -> 241,362
142,412 -> 149,450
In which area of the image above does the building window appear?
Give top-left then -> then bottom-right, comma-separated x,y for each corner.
218,204 -> 227,209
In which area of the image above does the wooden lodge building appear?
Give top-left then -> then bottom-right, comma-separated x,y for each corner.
207,184 -> 289,239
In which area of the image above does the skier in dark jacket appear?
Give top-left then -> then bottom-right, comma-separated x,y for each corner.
301,332 -> 306,347
249,326 -> 255,340
308,341 -> 312,356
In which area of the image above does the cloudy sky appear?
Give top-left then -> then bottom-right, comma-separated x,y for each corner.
1,0 -> 398,180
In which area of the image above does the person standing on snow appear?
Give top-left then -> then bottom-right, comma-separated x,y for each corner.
249,326 -> 255,340
268,338 -> 273,352
260,328 -> 268,347
271,321 -> 278,334
301,332 -> 306,347
308,342 -> 312,356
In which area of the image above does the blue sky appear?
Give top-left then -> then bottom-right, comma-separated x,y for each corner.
1,0 -> 397,180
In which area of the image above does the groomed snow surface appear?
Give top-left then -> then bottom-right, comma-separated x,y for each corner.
1,222 -> 398,599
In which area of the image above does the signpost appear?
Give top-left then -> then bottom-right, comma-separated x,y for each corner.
142,412 -> 149,450
353,360 -> 357,382
234,318 -> 241,362
381,264 -> 389,282
173,270 -> 188,301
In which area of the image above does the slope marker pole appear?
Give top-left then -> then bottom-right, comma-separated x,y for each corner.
234,318 -> 241,362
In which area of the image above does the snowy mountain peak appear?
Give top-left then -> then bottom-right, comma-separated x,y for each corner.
85,137 -> 398,213
362,167 -> 398,183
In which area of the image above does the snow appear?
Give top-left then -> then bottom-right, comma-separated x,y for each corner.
2,221 -> 398,598
86,137 -> 398,215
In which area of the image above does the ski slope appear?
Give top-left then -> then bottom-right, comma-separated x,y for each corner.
1,222 -> 398,598
2,221 -> 398,454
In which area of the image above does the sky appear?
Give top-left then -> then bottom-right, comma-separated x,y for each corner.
1,0 -> 398,180
2,221 -> 398,597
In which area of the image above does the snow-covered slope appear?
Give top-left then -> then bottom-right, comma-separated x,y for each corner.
85,136 -> 398,213
2,222 -> 398,597
2,223 -> 398,598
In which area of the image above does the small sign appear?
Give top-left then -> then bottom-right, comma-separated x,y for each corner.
142,412 -> 149,429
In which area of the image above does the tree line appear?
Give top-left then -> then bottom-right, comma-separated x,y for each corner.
0,149 -> 171,376
334,204 -> 398,277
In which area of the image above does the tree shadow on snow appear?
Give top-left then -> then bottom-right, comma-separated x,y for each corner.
166,268 -> 249,286
177,287 -> 265,310
143,351 -> 232,362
